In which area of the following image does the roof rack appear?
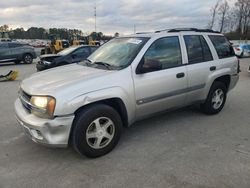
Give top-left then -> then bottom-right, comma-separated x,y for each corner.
135,32 -> 151,34
155,28 -> 220,34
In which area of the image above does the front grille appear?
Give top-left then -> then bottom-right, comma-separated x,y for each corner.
19,89 -> 32,113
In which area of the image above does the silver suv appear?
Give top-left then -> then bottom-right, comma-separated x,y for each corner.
15,28 -> 239,157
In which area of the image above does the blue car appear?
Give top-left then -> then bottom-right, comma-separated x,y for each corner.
233,44 -> 250,58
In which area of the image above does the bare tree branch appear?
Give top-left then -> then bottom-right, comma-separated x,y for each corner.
208,0 -> 221,30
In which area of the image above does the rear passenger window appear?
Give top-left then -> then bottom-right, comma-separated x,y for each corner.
9,43 -> 23,48
208,35 -> 235,59
143,36 -> 182,70
184,35 -> 213,64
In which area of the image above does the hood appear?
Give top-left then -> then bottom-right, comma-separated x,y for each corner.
40,54 -> 62,61
21,64 -> 111,95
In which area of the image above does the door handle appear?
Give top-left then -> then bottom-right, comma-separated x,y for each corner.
210,66 -> 216,71
176,72 -> 185,78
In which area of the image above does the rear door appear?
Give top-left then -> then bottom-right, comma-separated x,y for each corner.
182,34 -> 215,104
133,36 -> 188,119
0,42 -> 11,61
183,34 -> 236,104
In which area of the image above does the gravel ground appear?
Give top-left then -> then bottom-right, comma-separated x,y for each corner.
0,58 -> 250,188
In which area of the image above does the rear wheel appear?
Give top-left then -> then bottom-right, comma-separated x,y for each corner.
201,81 -> 227,115
72,104 -> 122,158
23,54 -> 33,64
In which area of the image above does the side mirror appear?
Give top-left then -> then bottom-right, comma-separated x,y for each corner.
136,57 -> 162,74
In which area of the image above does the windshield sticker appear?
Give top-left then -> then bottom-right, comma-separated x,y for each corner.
127,39 -> 142,45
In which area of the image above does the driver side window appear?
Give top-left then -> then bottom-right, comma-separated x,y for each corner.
142,36 -> 182,72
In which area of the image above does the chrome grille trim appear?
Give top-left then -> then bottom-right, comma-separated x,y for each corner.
18,89 -> 46,113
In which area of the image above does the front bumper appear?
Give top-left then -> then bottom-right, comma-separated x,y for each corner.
14,99 -> 74,147
36,60 -> 52,71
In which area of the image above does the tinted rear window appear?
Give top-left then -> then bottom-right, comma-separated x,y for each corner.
209,35 -> 235,59
184,35 -> 213,64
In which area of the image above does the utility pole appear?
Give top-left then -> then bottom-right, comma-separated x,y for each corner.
94,1 -> 97,32
134,24 -> 136,34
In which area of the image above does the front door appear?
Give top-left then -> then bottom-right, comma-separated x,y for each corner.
133,36 -> 188,119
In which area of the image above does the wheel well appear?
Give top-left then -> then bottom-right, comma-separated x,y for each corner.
214,75 -> 230,90
23,53 -> 33,59
74,98 -> 129,127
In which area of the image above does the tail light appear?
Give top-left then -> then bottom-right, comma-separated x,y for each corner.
235,47 -> 240,51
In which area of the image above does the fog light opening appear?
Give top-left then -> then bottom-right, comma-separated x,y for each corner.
30,129 -> 43,140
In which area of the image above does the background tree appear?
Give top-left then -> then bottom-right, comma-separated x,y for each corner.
218,0 -> 229,32
208,0 -> 221,30
0,24 -> 9,32
114,32 -> 119,37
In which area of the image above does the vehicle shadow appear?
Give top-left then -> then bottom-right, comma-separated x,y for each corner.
17,105 -> 204,160
121,105 -> 203,141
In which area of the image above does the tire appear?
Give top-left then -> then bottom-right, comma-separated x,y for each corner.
200,81 -> 227,115
72,104 -> 122,158
23,53 -> 33,64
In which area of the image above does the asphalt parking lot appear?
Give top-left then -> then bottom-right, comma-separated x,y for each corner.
0,58 -> 250,188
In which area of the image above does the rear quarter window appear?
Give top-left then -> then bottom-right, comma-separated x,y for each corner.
208,35 -> 235,59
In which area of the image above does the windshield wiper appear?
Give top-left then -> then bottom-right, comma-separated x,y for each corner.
85,58 -> 92,63
79,58 -> 92,66
93,62 -> 112,70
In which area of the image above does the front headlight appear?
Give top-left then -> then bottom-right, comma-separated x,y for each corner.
43,60 -> 51,65
30,96 -> 56,119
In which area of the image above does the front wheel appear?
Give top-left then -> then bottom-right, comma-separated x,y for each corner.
72,104 -> 122,158
23,54 -> 33,64
201,81 -> 227,115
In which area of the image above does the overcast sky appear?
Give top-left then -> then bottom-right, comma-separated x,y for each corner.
0,0 -> 236,35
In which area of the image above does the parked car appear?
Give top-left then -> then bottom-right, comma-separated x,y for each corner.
36,45 -> 98,71
0,41 -> 37,64
233,44 -> 250,58
15,28 -> 239,158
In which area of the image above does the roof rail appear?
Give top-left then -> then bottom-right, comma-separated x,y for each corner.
135,32 -> 151,34
155,28 -> 220,34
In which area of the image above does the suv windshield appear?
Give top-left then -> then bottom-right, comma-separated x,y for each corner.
86,37 -> 149,69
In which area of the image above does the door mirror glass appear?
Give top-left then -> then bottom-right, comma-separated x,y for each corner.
136,36 -> 182,74
138,57 -> 162,73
